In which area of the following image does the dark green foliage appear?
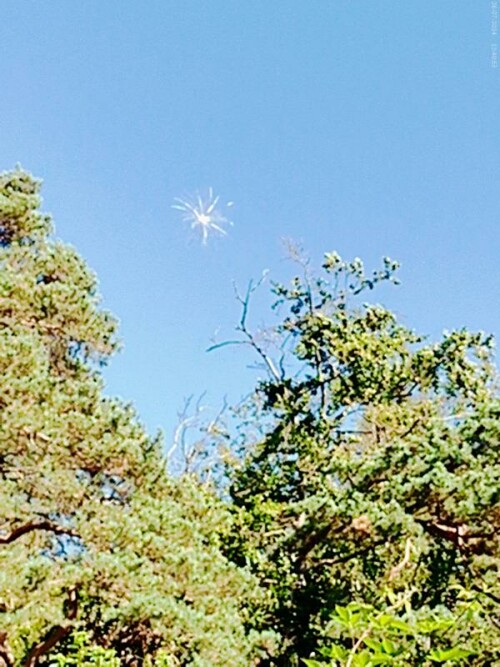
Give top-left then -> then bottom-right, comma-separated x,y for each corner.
223,251 -> 499,665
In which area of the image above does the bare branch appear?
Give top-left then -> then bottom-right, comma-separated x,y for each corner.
0,651 -> 14,667
0,632 -> 14,667
415,519 -> 487,551
167,394 -> 229,479
389,538 -> 413,581
206,396 -> 229,436
312,539 -> 389,570
23,588 -> 78,667
206,339 -> 247,353
346,628 -> 371,667
0,521 -> 79,546
233,280 -> 282,382
166,395 -> 195,464
207,271 -> 283,382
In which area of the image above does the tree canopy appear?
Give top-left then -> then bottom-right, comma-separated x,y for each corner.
0,168 -> 498,666
0,169 -> 269,666
222,252 -> 499,665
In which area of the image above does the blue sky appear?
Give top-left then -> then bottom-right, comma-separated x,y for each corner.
1,1 -> 499,439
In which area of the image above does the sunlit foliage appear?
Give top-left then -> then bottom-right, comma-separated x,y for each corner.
0,169 -> 497,666
0,169 -> 267,666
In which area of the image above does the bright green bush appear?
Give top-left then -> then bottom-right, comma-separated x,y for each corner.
303,600 -> 476,666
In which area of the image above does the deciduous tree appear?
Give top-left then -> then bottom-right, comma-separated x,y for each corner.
223,251 -> 499,665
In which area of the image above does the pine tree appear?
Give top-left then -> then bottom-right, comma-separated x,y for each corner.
0,169 -> 267,666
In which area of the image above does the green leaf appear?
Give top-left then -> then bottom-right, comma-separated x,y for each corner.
364,639 -> 384,652
381,639 -> 398,655
389,620 -> 413,634
428,647 -> 474,662
321,645 -> 347,660
370,654 -> 398,666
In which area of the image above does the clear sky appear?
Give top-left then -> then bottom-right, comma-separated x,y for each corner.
1,1 -> 499,439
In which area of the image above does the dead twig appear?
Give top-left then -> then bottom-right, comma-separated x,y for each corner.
208,273 -> 282,382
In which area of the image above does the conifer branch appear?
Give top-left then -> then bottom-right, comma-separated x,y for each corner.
23,588 -> 78,667
0,520 -> 79,545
